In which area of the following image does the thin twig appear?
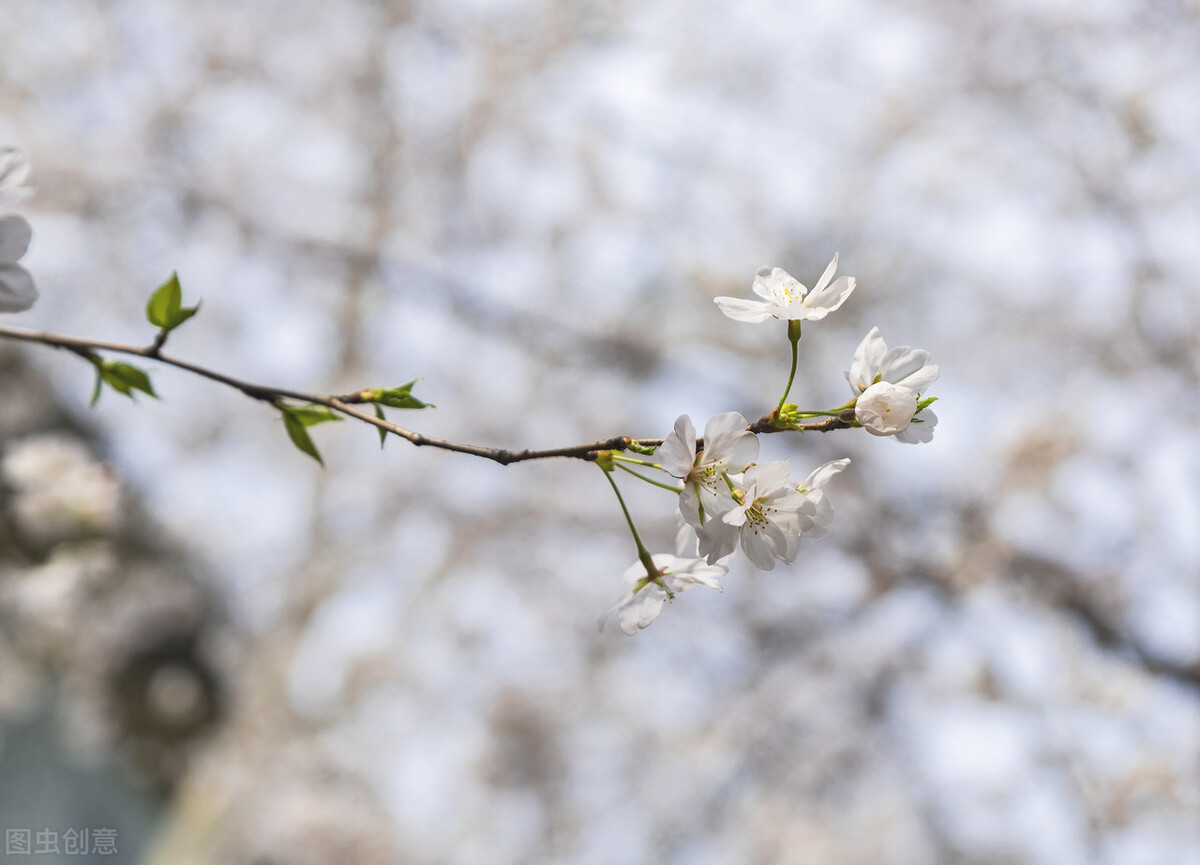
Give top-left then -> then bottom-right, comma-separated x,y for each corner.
0,324 -> 847,464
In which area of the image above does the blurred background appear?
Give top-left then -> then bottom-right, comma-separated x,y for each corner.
2,0 -> 1199,862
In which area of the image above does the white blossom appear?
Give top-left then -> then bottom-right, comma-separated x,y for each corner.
0,147 -> 37,314
796,457 -> 851,540
714,254 -> 855,324
599,553 -> 726,635
698,460 -> 816,570
0,147 -> 32,210
854,381 -> 918,437
656,412 -> 758,528
0,214 -> 37,313
895,407 -> 938,444
846,326 -> 939,395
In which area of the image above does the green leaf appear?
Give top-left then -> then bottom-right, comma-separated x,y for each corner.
282,410 -> 323,466
374,404 -> 387,449
916,395 -> 939,412
90,366 -> 104,406
365,379 -> 433,410
626,440 -> 658,456
146,272 -> 201,333
280,403 -> 343,427
90,359 -> 157,403
147,273 -> 182,328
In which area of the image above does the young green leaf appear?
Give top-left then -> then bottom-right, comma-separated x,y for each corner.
365,379 -> 433,410
282,410 -> 324,466
279,403 -> 343,426
89,358 -> 158,404
146,272 -> 201,333
374,404 -> 387,449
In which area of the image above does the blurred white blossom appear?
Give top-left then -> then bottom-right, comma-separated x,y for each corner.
0,214 -> 37,313
2,436 -> 121,544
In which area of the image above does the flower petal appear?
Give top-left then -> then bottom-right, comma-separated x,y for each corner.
698,517 -> 739,564
744,460 -> 791,493
618,587 -> 666,634
799,457 -> 851,492
713,295 -> 778,323
810,253 -> 839,294
895,408 -> 938,444
855,382 -> 917,436
0,214 -> 32,263
0,263 -> 37,313
657,414 -> 697,478
847,326 -> 887,393
880,346 -> 939,394
739,526 -> 779,570
802,274 -> 855,315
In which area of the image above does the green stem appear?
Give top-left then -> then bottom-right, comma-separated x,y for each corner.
615,462 -> 685,493
612,454 -> 666,470
601,467 -> 659,579
775,325 -> 801,415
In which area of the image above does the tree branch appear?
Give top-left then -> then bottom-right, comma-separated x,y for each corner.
0,324 -> 848,465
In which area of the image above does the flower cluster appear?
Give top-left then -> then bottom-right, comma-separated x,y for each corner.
0,146 -> 37,314
602,255 -> 939,634
847,326 -> 939,442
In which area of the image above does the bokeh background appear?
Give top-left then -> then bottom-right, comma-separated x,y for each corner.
2,0 -> 1199,862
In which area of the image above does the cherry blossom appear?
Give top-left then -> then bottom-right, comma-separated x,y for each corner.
599,552 -> 726,635
846,326 -> 939,395
796,457 -> 851,540
656,412 -> 758,528
0,214 -> 37,313
854,381 -> 917,437
714,254 -> 855,324
697,460 -> 816,570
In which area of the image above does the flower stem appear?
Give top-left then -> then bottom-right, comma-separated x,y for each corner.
615,462 -> 685,493
775,324 -> 802,415
611,454 -> 666,470
600,466 -> 659,579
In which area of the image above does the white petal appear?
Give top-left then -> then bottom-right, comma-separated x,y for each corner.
800,458 -> 851,492
0,214 -> 32,263
895,408 -> 938,444
847,326 -> 887,393
810,253 -> 839,294
618,588 -> 666,634
750,266 -> 780,300
0,264 -> 37,313
678,483 -> 703,529
880,346 -> 939,394
674,514 -> 701,556
703,411 -> 758,472
713,295 -> 778,323
702,411 -> 749,443
803,274 -> 855,314
739,526 -> 779,570
657,414 -> 697,477
698,517 -> 739,564
855,382 -> 917,436
752,266 -> 806,304
744,460 -> 791,494
0,147 -> 31,190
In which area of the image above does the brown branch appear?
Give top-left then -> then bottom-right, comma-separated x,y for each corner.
0,324 -> 849,465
